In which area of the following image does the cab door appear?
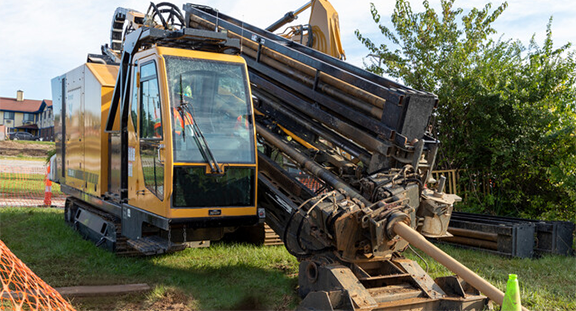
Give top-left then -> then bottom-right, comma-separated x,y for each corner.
128,58 -> 168,216
139,60 -> 165,199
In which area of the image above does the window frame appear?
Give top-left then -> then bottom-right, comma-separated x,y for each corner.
164,56 -> 256,164
130,60 -> 139,134
139,60 -> 163,140
4,111 -> 15,120
23,113 -> 35,122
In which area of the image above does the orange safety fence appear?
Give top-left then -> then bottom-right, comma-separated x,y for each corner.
0,165 -> 65,208
0,240 -> 75,310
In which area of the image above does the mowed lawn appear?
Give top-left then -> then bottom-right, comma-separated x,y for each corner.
0,207 -> 574,310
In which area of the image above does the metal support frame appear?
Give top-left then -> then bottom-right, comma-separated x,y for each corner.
120,204 -> 170,240
247,57 -> 396,140
251,74 -> 392,156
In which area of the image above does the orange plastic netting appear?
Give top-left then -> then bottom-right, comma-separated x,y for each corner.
0,240 -> 74,310
0,165 -> 65,208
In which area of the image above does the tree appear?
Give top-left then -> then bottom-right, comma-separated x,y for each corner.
355,0 -> 576,221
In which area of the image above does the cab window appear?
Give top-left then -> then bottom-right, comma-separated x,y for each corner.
140,62 -> 162,139
138,60 -> 164,199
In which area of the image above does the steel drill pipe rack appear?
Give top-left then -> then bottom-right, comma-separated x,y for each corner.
445,212 -> 575,257
183,4 -> 440,163
439,215 -> 536,258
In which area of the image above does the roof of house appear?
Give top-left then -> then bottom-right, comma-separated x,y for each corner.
0,97 -> 52,113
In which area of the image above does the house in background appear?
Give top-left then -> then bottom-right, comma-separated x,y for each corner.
0,90 -> 54,141
37,99 -> 54,140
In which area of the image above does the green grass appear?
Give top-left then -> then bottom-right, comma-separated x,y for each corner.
0,173 -> 62,196
0,208 -> 298,310
0,207 -> 574,310
403,245 -> 576,310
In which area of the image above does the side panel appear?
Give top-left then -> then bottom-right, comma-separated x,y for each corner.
55,63 -> 119,197
82,70 -> 115,196
86,63 -> 119,197
99,86 -> 114,196
83,71 -> 103,196
64,66 -> 86,191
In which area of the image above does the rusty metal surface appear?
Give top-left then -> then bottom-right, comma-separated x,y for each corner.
297,256 -> 489,311
394,259 -> 445,299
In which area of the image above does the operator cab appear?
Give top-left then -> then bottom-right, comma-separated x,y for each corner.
165,54 -> 256,209
125,46 -> 258,236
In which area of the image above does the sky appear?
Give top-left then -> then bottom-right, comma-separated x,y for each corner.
0,0 -> 574,101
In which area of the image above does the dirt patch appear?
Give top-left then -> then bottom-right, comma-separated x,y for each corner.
73,290 -> 196,311
0,140 -> 53,158
120,290 -> 195,311
145,291 -> 195,311
61,287 -> 290,311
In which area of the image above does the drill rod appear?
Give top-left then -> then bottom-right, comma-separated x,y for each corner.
393,222 -> 529,311
257,123 -> 370,206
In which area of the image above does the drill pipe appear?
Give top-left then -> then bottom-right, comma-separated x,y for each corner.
241,52 -> 396,141
254,89 -> 372,165
188,16 -> 388,110
242,39 -> 387,110
257,123 -> 370,206
393,222 -> 530,311
440,236 -> 498,251
448,227 -> 498,242
250,73 -> 392,156
241,46 -> 384,119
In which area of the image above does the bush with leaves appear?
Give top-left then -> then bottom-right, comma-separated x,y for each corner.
355,0 -> 576,221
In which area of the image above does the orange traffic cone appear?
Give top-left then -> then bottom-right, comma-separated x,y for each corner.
44,163 -> 52,206
502,274 -> 521,311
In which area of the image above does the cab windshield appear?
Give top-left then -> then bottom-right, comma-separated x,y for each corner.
165,56 -> 255,164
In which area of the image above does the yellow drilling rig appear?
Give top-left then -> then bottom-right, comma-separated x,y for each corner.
50,1 -> 521,310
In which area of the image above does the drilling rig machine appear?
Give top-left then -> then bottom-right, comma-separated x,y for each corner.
49,1 -> 523,310
51,3 -> 263,255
